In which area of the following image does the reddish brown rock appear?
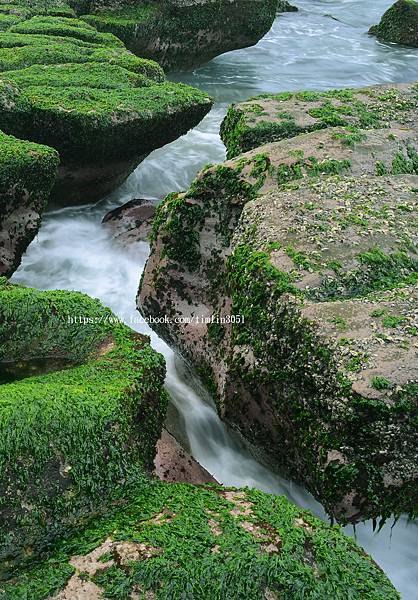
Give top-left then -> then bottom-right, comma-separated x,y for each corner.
154,428 -> 217,484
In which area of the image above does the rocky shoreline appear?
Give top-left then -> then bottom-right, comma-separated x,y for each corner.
1,1 -> 417,598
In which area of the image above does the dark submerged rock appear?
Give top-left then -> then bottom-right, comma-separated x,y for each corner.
369,0 -> 418,47
277,0 -> 298,13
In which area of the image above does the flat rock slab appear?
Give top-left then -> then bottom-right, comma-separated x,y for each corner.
0,4 -> 212,202
139,116 -> 418,524
221,82 -> 418,157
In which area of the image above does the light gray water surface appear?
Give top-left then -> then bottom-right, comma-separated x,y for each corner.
14,1 -> 418,596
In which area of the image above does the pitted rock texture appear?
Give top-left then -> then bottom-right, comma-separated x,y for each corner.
102,198 -> 156,244
221,82 -> 418,158
139,90 -> 418,524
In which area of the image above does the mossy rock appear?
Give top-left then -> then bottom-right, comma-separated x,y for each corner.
277,0 -> 298,13
0,280 -> 168,575
0,130 -> 59,276
139,106 -> 418,523
0,482 -> 399,598
0,33 -> 163,79
220,82 -> 418,158
9,14 -> 123,45
369,0 -> 418,47
79,0 -> 278,71
0,3 -> 212,201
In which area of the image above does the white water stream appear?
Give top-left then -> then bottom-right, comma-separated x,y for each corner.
12,1 -> 418,596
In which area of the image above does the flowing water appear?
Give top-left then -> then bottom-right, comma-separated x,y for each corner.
12,0 -> 418,596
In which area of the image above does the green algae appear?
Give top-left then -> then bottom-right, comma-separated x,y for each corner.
369,0 -> 418,47
79,0 -> 278,71
0,130 -> 58,201
221,83 -> 418,158
0,79 -> 211,162
0,2 -> 212,180
0,482 -> 399,599
0,281 -> 167,574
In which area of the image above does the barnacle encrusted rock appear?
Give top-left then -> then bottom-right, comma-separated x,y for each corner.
0,482 -> 399,598
0,279 -> 168,575
220,82 -> 418,158
0,1 -> 212,203
78,0 -> 278,71
138,96 -> 418,523
369,0 -> 418,47
0,131 -> 59,276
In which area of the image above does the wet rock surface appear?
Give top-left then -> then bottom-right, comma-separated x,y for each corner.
154,428 -> 217,484
277,1 -> 298,13
102,198 -> 156,244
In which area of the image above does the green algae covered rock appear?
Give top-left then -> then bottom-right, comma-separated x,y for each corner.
0,280 -> 168,575
0,2 -> 212,202
221,82 -> 418,159
139,84 -> 418,524
369,0 -> 418,47
277,0 -> 298,13
0,130 -> 59,276
79,0 -> 278,71
0,482 -> 399,598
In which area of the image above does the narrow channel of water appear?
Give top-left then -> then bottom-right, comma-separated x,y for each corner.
13,1 -> 418,596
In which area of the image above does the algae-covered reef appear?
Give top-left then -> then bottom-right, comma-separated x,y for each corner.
139,82 -> 418,525
0,482 -> 399,599
369,0 -> 418,47
0,1 -> 212,203
0,279 -> 167,575
0,132 -> 59,276
77,0 -> 278,71
221,82 -> 418,158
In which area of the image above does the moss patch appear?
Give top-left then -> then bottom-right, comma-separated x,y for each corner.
221,83 -> 418,158
369,0 -> 418,47
0,2 -> 212,174
0,130 -> 59,275
0,483 -> 398,599
0,281 -> 167,574
79,0 -> 278,71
